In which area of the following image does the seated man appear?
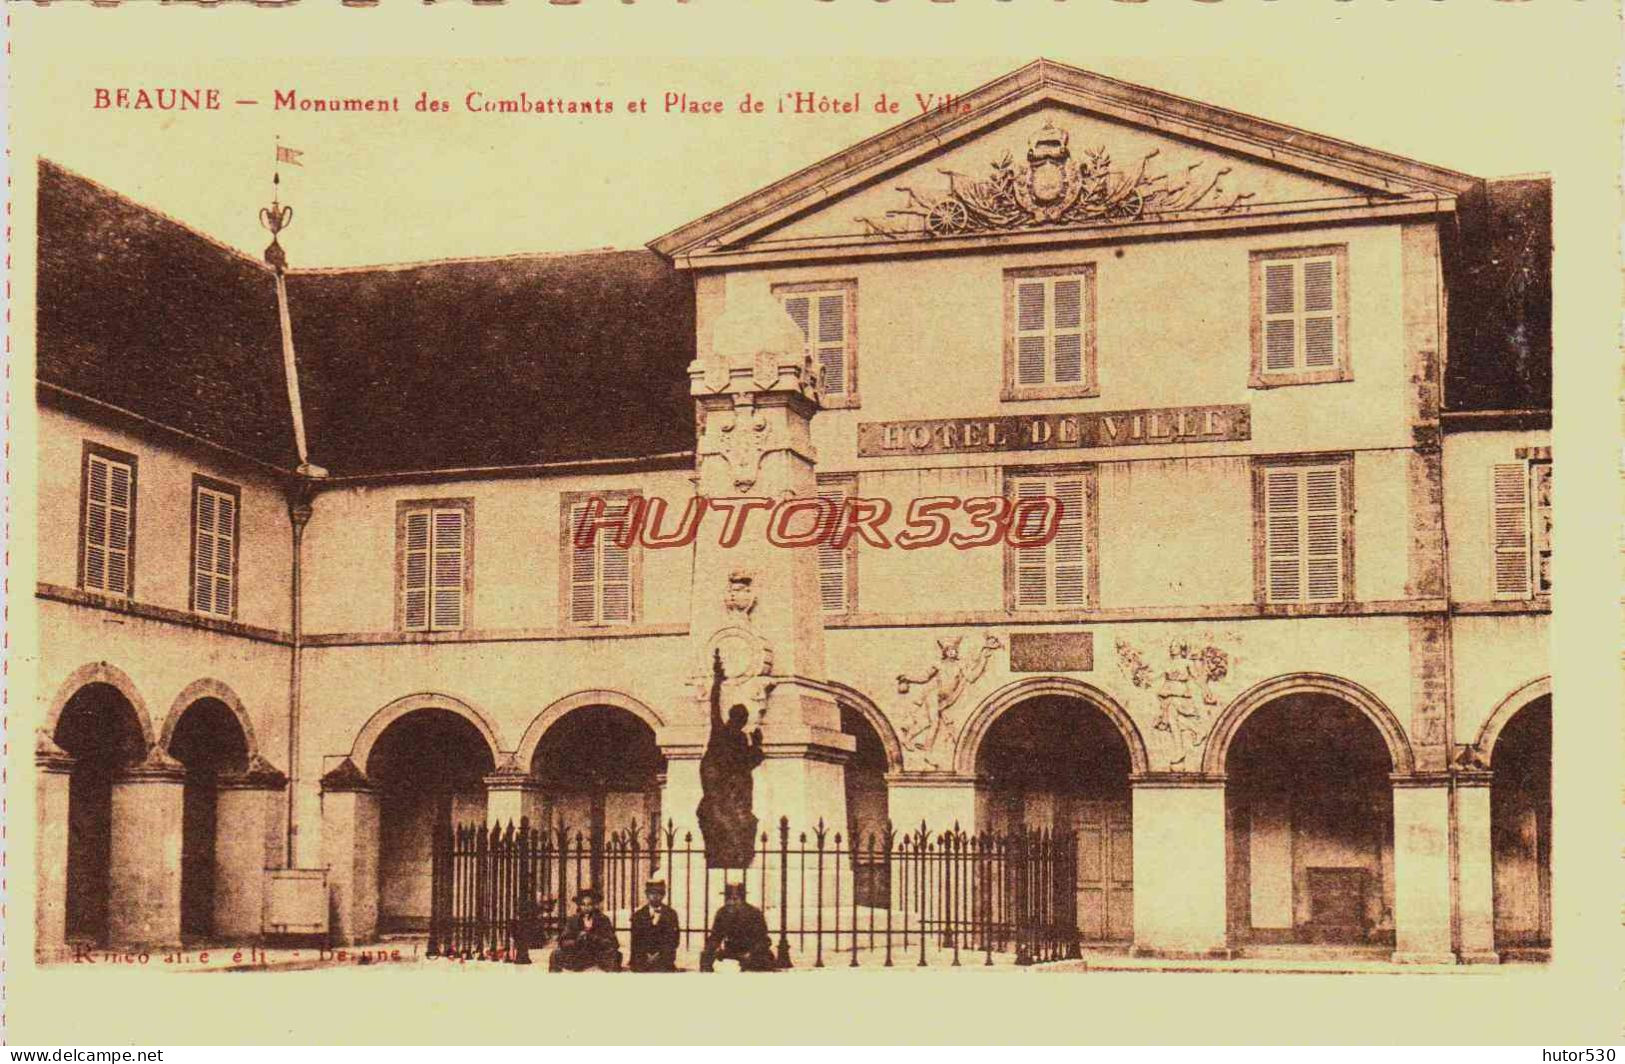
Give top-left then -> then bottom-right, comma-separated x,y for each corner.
629,878 -> 681,972
548,887 -> 621,972
700,882 -> 777,972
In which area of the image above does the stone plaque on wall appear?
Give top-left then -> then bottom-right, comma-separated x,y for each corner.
858,404 -> 1250,457
1009,631 -> 1094,672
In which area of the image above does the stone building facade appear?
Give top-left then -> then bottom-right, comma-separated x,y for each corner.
33,60 -> 1551,964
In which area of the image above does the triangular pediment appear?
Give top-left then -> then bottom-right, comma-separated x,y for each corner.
651,59 -> 1478,264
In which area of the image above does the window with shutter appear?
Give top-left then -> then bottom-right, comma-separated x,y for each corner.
1491,461 -> 1534,600
191,478 -> 239,619
562,492 -> 641,626
1007,469 -> 1094,610
80,446 -> 136,596
776,281 -> 858,406
1257,461 -> 1350,604
1004,267 -> 1097,399
398,499 -> 472,631
816,475 -> 856,614
1250,246 -> 1349,387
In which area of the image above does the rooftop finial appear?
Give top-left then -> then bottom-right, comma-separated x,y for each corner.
261,136 -> 301,273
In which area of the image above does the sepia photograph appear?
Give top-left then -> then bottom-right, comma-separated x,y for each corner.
3,3 -> 1617,1050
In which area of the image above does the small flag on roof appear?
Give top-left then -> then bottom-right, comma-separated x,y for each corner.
276,144 -> 305,166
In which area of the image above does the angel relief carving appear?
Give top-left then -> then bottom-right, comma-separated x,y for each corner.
895,633 -> 1004,769
697,397 -> 777,493
858,120 -> 1254,240
1116,637 -> 1234,770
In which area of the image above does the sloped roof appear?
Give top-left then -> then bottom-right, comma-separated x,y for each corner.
35,160 -> 698,478
284,251 -> 695,477
1446,176 -> 1553,414
36,159 -> 301,470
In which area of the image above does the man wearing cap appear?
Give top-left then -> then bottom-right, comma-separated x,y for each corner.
548,887 -> 622,972
699,882 -> 778,972
629,879 -> 681,972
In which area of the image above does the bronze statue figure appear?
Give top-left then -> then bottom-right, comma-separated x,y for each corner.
697,649 -> 765,868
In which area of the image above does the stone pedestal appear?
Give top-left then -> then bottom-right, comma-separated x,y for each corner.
35,734 -> 75,959
1391,778 -> 1456,964
1131,777 -> 1229,957
214,756 -> 288,941
108,747 -> 187,949
320,759 -> 380,946
1455,775 -> 1499,963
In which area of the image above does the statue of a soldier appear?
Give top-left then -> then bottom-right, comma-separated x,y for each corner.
697,649 -> 765,868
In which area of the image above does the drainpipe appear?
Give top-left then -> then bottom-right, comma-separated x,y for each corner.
287,491 -> 312,866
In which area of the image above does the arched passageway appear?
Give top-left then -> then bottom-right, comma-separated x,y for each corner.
531,704 -> 666,843
54,683 -> 148,944
1491,694 -> 1551,952
1225,693 -> 1395,947
974,694 -> 1134,943
367,709 -> 496,933
167,698 -> 250,939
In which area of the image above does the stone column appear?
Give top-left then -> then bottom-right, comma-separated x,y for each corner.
214,755 -> 288,941
1391,777 -> 1456,964
35,731 -> 76,960
1131,775 -> 1229,958
320,758 -> 380,946
484,757 -> 543,829
107,746 -> 187,949
682,287 -> 855,844
1454,772 -> 1499,963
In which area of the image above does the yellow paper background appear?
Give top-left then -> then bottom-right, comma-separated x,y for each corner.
5,1 -> 1620,1045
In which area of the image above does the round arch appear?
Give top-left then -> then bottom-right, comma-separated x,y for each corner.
827,680 -> 905,774
954,677 -> 1150,777
350,692 -> 506,774
158,679 -> 260,761
1473,675 -> 1552,766
44,662 -> 156,750
1203,672 -> 1416,777
515,690 -> 665,770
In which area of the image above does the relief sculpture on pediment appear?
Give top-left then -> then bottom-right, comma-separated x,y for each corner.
858,119 -> 1254,239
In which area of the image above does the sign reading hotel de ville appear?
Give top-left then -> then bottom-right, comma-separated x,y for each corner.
858,403 -> 1251,457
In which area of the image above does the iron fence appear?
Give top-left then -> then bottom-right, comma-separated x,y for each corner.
427,817 -> 1080,968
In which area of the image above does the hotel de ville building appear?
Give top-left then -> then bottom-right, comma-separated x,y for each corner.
32,59 -> 1552,967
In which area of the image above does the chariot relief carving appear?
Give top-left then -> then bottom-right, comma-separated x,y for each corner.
857,120 -> 1255,239
895,633 -> 1004,770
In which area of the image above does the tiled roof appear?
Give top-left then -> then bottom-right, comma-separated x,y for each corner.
37,160 -> 301,469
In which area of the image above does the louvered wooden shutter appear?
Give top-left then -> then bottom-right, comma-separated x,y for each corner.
1262,262 -> 1299,372
817,479 -> 852,614
402,509 -> 432,630
1301,258 -> 1338,368
568,501 -> 598,623
1052,278 -> 1085,384
430,508 -> 465,629
1264,465 -> 1345,603
84,453 -> 133,595
194,486 -> 235,617
599,498 -> 633,623
1012,473 -> 1088,609
1303,467 -> 1343,600
1015,281 -> 1048,386
1491,461 -> 1533,599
